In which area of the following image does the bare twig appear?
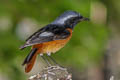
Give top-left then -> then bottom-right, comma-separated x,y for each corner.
28,66 -> 72,80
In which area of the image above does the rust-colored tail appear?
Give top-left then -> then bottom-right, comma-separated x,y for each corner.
22,48 -> 38,73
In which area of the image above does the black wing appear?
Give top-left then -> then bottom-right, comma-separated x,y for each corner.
20,24 -> 70,50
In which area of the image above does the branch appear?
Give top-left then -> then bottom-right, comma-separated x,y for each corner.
28,66 -> 72,80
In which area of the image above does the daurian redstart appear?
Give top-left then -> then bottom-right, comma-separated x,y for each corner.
20,11 -> 89,73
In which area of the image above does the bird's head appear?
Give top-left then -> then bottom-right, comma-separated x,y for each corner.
51,10 -> 89,29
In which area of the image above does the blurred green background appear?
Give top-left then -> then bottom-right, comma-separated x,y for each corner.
1,0 -> 119,80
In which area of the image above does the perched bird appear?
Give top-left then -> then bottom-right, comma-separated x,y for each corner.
20,11 -> 89,73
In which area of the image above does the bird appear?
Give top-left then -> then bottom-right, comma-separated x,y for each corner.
20,10 -> 89,73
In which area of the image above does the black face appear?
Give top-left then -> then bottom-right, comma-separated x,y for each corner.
51,11 -> 89,29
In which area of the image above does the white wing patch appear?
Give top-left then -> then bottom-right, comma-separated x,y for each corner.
39,32 -> 54,37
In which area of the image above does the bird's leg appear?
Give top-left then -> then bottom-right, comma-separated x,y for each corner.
48,56 -> 58,65
47,52 -> 63,67
40,54 -> 51,66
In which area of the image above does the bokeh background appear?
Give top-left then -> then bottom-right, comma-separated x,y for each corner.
0,0 -> 120,80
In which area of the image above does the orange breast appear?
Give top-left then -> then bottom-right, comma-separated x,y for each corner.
33,28 -> 72,54
42,38 -> 71,53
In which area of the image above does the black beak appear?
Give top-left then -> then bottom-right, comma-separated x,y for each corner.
82,17 -> 89,21
78,16 -> 89,22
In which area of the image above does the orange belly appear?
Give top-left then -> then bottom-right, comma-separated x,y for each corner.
42,38 -> 70,53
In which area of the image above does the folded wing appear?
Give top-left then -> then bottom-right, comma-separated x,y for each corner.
20,25 -> 70,50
